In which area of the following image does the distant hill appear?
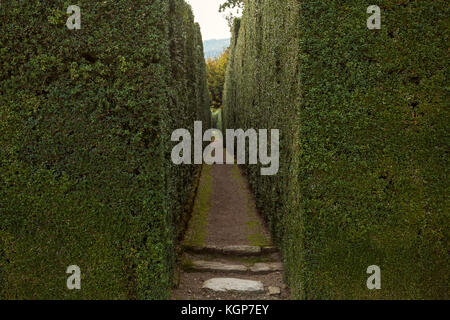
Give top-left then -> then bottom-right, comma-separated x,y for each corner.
203,38 -> 230,59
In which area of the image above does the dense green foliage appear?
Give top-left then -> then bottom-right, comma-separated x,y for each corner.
206,49 -> 229,109
0,0 -> 209,299
207,49 -> 229,132
223,0 -> 448,299
219,0 -> 244,12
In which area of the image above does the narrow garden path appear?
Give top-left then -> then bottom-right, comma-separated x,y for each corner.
172,142 -> 289,300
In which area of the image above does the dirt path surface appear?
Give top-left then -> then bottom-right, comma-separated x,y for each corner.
172,147 -> 289,300
206,163 -> 271,246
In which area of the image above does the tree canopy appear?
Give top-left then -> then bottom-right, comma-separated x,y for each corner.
206,49 -> 229,109
219,0 -> 243,12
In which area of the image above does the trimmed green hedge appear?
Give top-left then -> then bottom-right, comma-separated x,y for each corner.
223,0 -> 448,299
0,0 -> 209,299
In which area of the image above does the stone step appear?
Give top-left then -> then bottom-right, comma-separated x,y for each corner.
183,244 -> 278,256
185,259 -> 283,275
202,278 -> 265,294
249,262 -> 283,274
188,260 -> 248,273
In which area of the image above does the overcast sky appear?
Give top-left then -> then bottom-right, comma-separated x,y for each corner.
185,0 -> 233,40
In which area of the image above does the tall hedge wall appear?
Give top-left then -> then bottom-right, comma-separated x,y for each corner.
0,0 -> 209,299
223,0 -> 448,299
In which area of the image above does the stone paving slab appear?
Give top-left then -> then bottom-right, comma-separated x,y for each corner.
249,262 -> 284,273
189,260 -> 248,273
222,245 -> 262,255
183,244 -> 267,256
202,278 -> 265,293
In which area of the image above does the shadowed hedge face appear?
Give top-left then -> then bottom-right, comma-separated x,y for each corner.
223,0 -> 448,299
0,0 -> 210,299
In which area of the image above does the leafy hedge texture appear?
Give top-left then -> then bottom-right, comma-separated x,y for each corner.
223,0 -> 448,299
0,0 -> 209,299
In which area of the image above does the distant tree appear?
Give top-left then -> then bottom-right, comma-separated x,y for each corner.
219,0 -> 243,12
206,49 -> 229,110
219,0 -> 244,28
